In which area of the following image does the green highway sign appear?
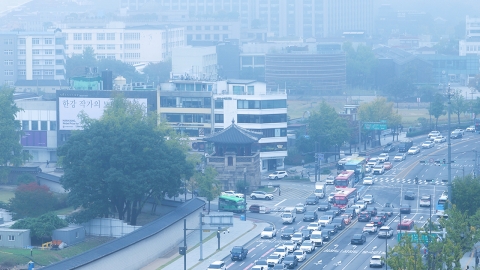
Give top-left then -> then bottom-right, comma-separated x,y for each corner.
363,122 -> 388,130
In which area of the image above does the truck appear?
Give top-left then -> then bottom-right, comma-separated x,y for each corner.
314,183 -> 326,198
230,246 -> 248,261
281,207 -> 297,224
398,140 -> 413,153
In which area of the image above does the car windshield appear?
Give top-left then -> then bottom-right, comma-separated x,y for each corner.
256,260 -> 268,265
294,251 -> 303,255
353,234 -> 362,239
293,233 -> 302,237
284,228 -> 294,233
364,195 -> 372,199
264,227 -> 273,231
334,196 -> 348,204
209,263 -> 224,269
284,257 -> 294,262
275,247 -> 285,252
285,241 -> 294,245
302,241 -> 312,246
269,254 -> 279,258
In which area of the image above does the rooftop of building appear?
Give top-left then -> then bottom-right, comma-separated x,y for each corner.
15,80 -> 69,87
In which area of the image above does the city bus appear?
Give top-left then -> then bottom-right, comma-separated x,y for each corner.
436,192 -> 448,217
343,157 -> 366,179
333,187 -> 358,209
334,170 -> 355,190
218,195 -> 246,213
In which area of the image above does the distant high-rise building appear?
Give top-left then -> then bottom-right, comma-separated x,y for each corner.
459,16 -> 480,57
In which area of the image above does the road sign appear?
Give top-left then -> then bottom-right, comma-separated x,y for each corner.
363,122 -> 388,130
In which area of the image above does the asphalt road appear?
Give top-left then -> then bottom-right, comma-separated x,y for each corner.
210,131 -> 480,270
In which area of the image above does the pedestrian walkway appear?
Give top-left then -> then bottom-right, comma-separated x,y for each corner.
141,217 -> 268,270
460,243 -> 480,270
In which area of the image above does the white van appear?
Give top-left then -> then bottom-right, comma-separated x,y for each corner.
325,175 -> 335,185
310,231 -> 324,247
314,183 -> 326,198
281,207 -> 297,224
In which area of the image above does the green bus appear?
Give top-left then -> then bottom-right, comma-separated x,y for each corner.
218,195 -> 246,213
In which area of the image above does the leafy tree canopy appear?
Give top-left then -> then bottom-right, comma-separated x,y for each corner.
344,42 -> 376,88
358,97 -> 402,128
142,60 -> 172,85
195,166 -> 220,213
58,96 -> 193,225
11,212 -> 68,242
428,93 -> 446,129
9,183 -> 58,220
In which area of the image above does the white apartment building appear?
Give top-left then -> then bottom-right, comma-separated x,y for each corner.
171,46 -> 218,80
214,80 -> 287,172
0,29 -> 66,86
59,22 -> 185,65
459,16 -> 480,56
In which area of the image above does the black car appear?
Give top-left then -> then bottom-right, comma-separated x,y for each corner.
351,233 -> 367,245
371,216 -> 385,227
377,212 -> 388,221
326,209 -> 341,217
283,255 -> 299,269
400,204 -> 411,214
317,202 -> 331,211
303,211 -> 318,222
306,194 -> 319,205
324,224 -> 338,235
281,227 -> 296,239
365,206 -> 377,216
383,143 -> 396,153
331,218 -> 346,230
344,207 -> 358,218
404,191 -> 415,200
358,212 -> 371,222
301,229 -> 313,240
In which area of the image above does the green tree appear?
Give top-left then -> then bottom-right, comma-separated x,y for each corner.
471,97 -> 480,116
452,175 -> 480,215
8,183 -> 58,219
450,90 -> 467,124
142,60 -> 172,84
344,42 -> 376,88
196,166 -> 220,214
308,101 -> 349,156
97,58 -> 144,83
358,97 -> 402,144
11,213 -> 68,243
428,93 -> 446,130
65,47 -> 97,79
387,230 -> 426,270
58,96 -> 193,225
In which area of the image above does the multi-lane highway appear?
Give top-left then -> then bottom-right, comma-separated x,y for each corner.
214,131 -> 480,269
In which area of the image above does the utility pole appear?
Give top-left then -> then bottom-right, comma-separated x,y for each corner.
315,141 -> 319,182
447,84 -> 453,201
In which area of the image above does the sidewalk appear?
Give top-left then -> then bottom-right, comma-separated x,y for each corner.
461,243 -> 480,270
142,217 -> 268,270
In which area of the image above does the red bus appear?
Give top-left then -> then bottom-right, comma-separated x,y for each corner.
333,188 -> 358,209
334,170 -> 355,190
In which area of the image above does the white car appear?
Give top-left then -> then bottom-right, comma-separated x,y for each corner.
454,129 -> 465,135
283,241 -> 298,253
300,240 -> 316,253
273,246 -> 288,259
268,171 -> 288,180
318,215 -> 332,226
355,200 -> 367,210
466,126 -> 475,132
428,131 -> 441,138
394,153 -> 406,161
307,222 -> 321,231
261,225 -> 277,239
421,141 -> 435,148
363,223 -> 378,234
328,192 -> 337,203
325,175 -> 335,185
363,176 -> 374,185
369,255 -> 385,268
293,250 -> 307,261
378,153 -> 389,162
408,146 -> 420,155
367,158 -> 379,168
291,232 -> 304,244
372,165 -> 385,175
207,261 -> 226,270
221,190 -> 244,198
434,136 -> 446,143
267,253 -> 283,266
363,194 -> 374,204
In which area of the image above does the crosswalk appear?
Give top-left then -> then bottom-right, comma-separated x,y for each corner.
369,177 -> 447,185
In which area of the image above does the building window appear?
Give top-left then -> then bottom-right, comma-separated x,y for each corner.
33,70 -> 41,75
45,60 -> 53,65
223,25 -> 228,30
196,26 -> 202,30
55,60 -> 63,65
4,50 -> 13,55
214,25 -> 219,30
4,60 -> 13,65
97,33 -> 105,40
83,45 -> 92,49
73,44 -> 82,50
33,60 -> 40,65
55,49 -> 63,55
18,70 -> 26,75
4,38 -> 13,45
247,86 -> 254,95
73,33 -> 82,40
19,60 -> 26,65
214,34 -> 219,40
56,69 -> 65,75
64,45 -> 69,50
50,121 -> 57,131
4,80 -> 13,86
124,33 -> 140,40
233,86 -> 244,94
124,44 -> 140,49
196,34 -> 201,40
55,38 -> 64,45
97,44 -> 105,50
44,70 -> 54,75
214,99 -> 224,109
106,44 -> 115,50
8,235 -> 14,241
31,121 -> 39,130
205,26 -> 211,30
32,38 -> 40,44
106,54 -> 116,59
187,26 -> 192,30
214,114 -> 224,123
45,49 -> 53,55
18,38 -> 25,44
45,38 -> 53,44
32,49 -> 40,55
18,49 -> 25,55
41,121 -> 48,130
22,121 -> 29,130
4,70 -> 13,76
83,33 -> 92,40
205,34 -> 211,40
106,33 -> 115,40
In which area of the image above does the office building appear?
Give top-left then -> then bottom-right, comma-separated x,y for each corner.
459,16 -> 480,57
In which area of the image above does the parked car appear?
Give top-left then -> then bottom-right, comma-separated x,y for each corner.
399,204 -> 412,214
293,250 -> 307,262
230,246 -> 248,261
317,202 -> 331,211
408,146 -> 420,155
363,176 -> 374,185
208,261 -> 227,270
351,233 -> 367,245
250,191 -> 274,200
363,223 -> 378,234
221,190 -> 244,198
466,126 -> 475,132
369,255 -> 385,268
261,225 -> 277,239
303,211 -> 318,222
383,162 -> 393,170
404,191 -> 415,200
269,171 -> 288,180
305,194 -> 319,205
394,153 -> 407,161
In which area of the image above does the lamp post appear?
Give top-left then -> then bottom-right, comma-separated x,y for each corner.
385,232 -> 388,270
447,84 -> 453,201
315,141 -> 319,182
243,167 -> 247,220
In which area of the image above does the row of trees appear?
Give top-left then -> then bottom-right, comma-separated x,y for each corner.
388,175 -> 480,269
428,91 -> 480,129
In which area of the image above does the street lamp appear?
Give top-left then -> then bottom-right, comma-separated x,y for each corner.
243,167 -> 247,220
447,84 -> 453,201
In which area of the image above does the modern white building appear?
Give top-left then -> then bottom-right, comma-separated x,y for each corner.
459,16 -> 480,56
59,22 -> 185,65
171,46 -> 218,80
0,29 -> 66,86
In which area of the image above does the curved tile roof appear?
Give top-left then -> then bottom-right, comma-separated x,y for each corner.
203,121 -> 262,144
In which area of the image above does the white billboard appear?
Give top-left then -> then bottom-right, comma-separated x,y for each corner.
59,97 -> 148,130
